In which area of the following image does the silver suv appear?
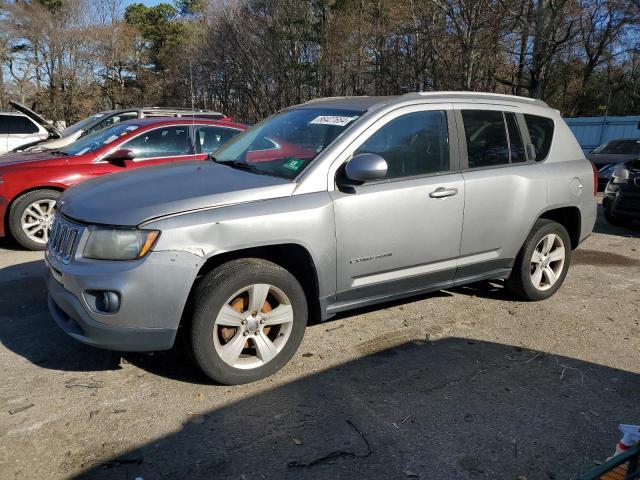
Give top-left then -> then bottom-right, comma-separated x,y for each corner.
45,92 -> 597,385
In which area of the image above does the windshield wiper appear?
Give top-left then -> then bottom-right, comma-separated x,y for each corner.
48,150 -> 69,156
214,158 -> 262,173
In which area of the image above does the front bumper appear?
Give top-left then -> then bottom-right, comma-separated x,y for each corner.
603,182 -> 640,220
47,272 -> 176,351
45,248 -> 203,352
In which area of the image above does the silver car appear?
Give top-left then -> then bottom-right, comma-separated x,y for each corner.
45,92 -> 597,385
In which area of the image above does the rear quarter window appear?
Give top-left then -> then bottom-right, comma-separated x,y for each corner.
524,114 -> 554,161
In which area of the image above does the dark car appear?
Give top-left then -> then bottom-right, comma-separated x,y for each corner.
603,159 -> 640,228
587,138 -> 640,190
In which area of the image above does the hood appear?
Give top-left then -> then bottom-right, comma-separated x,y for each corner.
59,161 -> 295,226
586,152 -> 639,167
0,150 -> 61,167
19,133 -> 80,153
9,100 -> 62,138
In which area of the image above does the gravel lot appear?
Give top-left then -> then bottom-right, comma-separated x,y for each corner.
1,203 -> 639,480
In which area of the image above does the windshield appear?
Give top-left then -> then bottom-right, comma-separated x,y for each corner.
60,123 -> 140,156
61,112 -> 113,137
593,139 -> 640,155
213,108 -> 363,179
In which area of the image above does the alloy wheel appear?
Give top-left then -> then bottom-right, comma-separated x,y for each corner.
530,233 -> 565,291
213,283 -> 294,369
20,199 -> 56,245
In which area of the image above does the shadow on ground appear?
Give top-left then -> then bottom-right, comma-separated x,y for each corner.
72,338 -> 639,480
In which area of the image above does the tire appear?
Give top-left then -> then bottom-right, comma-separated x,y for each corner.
9,189 -> 60,251
189,258 -> 308,385
506,219 -> 571,301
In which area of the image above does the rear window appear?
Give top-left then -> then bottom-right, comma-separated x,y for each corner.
524,114 -> 554,161
8,116 -> 39,134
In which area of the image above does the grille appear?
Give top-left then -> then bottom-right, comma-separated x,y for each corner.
48,216 -> 81,264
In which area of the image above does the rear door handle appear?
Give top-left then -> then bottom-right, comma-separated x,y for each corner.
429,187 -> 458,199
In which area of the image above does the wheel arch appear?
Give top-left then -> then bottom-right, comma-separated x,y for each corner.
538,206 -> 581,249
184,243 -> 322,326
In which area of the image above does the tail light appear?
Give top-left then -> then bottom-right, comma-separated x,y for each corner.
591,161 -> 598,196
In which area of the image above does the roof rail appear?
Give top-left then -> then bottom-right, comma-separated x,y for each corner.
403,91 -> 548,106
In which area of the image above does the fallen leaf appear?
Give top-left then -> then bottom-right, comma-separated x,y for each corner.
196,393 -> 204,401
292,437 -> 303,445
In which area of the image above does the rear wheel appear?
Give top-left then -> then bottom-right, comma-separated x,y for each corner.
506,219 -> 571,301
189,259 -> 307,385
9,189 -> 60,251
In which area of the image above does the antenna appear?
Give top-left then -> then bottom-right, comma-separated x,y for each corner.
189,56 -> 196,159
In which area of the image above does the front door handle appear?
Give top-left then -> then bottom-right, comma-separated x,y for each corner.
429,187 -> 458,199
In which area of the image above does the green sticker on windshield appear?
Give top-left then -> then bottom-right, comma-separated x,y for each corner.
283,158 -> 304,171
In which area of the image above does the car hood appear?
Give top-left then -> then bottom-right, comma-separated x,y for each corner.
58,161 -> 295,226
9,100 -> 62,137
0,150 -> 60,166
22,133 -> 80,152
586,153 -> 639,166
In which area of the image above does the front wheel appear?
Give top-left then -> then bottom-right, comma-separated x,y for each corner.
506,219 -> 571,301
9,189 -> 60,250
189,259 -> 308,385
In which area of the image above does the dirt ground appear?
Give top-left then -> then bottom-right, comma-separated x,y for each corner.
1,203 -> 639,480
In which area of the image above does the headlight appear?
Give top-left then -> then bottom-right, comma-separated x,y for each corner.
83,227 -> 160,260
611,163 -> 630,184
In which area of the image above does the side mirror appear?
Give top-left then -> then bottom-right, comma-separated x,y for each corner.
106,148 -> 135,164
344,153 -> 388,182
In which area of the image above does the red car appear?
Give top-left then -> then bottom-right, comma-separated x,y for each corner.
0,118 -> 246,250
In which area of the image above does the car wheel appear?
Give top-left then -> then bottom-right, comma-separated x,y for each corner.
189,258 -> 308,385
9,189 -> 60,251
506,219 -> 571,301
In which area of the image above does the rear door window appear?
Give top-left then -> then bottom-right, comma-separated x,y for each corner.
524,114 -> 554,161
461,110 -> 510,168
8,116 -> 39,134
195,125 -> 241,154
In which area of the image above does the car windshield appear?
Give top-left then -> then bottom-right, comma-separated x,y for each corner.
213,108 -> 363,179
61,112 -> 114,137
593,139 -> 640,155
60,123 -> 140,156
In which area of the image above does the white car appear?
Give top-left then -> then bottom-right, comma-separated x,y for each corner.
0,107 -> 59,154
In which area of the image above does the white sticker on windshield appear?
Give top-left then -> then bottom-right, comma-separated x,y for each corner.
103,135 -> 119,144
125,126 -> 138,131
309,115 -> 357,127
77,147 -> 90,155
